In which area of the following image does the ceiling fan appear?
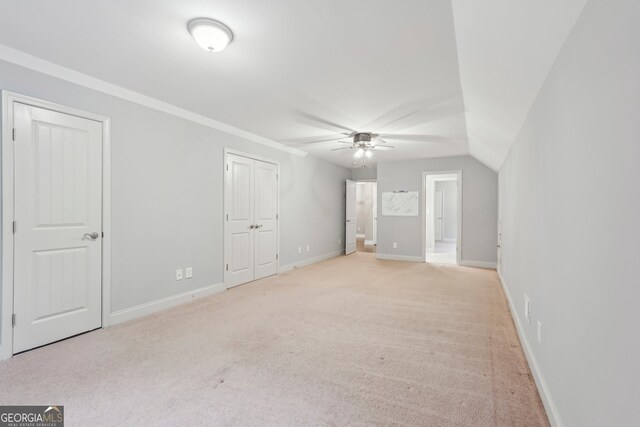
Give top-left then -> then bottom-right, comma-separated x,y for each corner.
331,132 -> 394,161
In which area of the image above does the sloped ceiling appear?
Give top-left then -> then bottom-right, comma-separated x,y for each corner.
451,0 -> 588,171
0,0 -> 589,171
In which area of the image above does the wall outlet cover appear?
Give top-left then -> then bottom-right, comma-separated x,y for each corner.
176,269 -> 183,281
537,321 -> 542,344
393,242 -> 398,249
298,247 -> 302,254
524,293 -> 531,324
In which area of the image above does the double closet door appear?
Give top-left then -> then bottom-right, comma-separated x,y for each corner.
225,153 -> 279,288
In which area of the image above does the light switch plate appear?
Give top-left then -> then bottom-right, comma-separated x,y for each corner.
176,269 -> 183,281
393,242 -> 398,249
185,267 -> 193,279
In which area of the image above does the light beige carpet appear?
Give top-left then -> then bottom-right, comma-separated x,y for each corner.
0,253 -> 548,426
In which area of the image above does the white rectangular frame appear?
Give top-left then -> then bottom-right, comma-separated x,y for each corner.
223,148 -> 280,287
1,91 -> 111,360
422,170 -> 462,265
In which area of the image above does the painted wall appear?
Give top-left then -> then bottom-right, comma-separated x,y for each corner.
377,156 -> 497,263
498,0 -> 640,425
356,182 -> 375,241
435,180 -> 457,241
351,167 -> 377,181
0,60 -> 350,341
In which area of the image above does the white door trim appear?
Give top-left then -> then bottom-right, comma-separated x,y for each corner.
1,91 -> 111,360
223,148 -> 280,288
422,170 -> 462,265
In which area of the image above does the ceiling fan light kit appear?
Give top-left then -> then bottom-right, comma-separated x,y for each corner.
188,18 -> 233,53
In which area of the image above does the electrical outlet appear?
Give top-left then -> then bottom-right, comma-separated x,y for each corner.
298,246 -> 302,254
393,242 -> 398,249
537,321 -> 542,344
524,294 -> 531,324
176,269 -> 183,281
185,267 -> 193,279
306,245 -> 310,252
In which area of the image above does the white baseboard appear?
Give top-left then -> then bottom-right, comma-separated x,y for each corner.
376,253 -> 423,262
364,240 -> 374,246
279,250 -> 343,273
498,269 -> 559,427
356,233 -> 365,238
109,282 -> 226,325
459,260 -> 497,269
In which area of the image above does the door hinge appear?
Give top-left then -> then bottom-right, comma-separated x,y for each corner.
102,231 -> 104,238
12,221 -> 16,234
226,264 -> 229,271
12,128 -> 16,141
226,164 -> 229,171
276,214 -> 279,220
276,173 -> 279,180
226,214 -> 228,221
11,314 -> 16,327
276,253 -> 279,260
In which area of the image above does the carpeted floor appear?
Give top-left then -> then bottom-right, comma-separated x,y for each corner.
0,253 -> 548,426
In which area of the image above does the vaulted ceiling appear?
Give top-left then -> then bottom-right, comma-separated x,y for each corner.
0,0 -> 587,170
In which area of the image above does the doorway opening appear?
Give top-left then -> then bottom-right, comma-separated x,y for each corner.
355,182 -> 377,253
424,171 -> 461,265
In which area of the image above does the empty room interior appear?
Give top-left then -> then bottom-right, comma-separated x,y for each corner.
0,1 -> 638,426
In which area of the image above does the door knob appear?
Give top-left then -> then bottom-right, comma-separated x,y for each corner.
256,224 -> 263,228
248,225 -> 255,229
83,232 -> 99,240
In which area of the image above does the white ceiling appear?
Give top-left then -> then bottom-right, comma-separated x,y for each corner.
0,0 -> 586,170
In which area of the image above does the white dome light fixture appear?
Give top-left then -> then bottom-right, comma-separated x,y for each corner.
188,18 -> 233,53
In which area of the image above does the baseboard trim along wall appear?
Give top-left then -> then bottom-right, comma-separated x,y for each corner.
459,260 -> 497,269
376,254 -> 424,262
109,282 -> 226,325
498,269 -> 560,427
279,250 -> 343,273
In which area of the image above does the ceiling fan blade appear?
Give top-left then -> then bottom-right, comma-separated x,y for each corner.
331,147 -> 351,151
378,134 -> 456,142
371,145 -> 394,150
373,138 -> 388,144
294,111 -> 356,135
284,134 -> 348,145
363,95 -> 465,133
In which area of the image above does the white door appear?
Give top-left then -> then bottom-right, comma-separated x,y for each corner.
225,154 -> 278,288
254,160 -> 278,280
345,180 -> 357,254
434,189 -> 444,242
13,102 -> 103,353
372,183 -> 377,245
225,154 -> 256,287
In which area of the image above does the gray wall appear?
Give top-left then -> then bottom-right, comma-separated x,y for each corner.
377,156 -> 497,262
498,0 -> 640,425
435,180 -> 457,241
351,167 -> 377,181
0,59 -> 350,336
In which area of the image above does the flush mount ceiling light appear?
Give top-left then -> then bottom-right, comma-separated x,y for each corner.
188,18 -> 233,53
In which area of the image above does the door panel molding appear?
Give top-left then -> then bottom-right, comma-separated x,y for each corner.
223,148 -> 279,288
1,91 -> 111,360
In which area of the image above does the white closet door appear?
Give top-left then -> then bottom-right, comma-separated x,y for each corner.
345,180 -> 357,254
225,154 -> 255,287
254,160 -> 278,280
13,103 -> 103,353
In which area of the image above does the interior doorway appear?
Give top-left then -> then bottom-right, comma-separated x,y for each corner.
356,181 -> 377,253
424,171 -> 461,264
